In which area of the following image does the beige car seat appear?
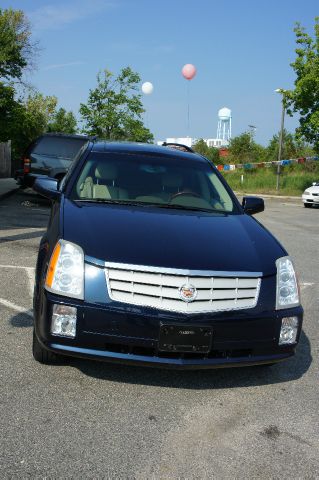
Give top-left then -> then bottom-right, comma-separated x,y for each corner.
93,163 -> 127,200
80,176 -> 93,198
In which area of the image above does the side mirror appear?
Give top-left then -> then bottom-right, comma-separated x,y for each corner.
312,182 -> 318,186
242,196 -> 264,215
33,177 -> 61,200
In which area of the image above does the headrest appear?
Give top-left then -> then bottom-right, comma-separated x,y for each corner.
162,173 -> 183,188
95,163 -> 118,180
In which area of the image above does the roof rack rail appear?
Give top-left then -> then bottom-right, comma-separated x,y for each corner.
162,142 -> 195,153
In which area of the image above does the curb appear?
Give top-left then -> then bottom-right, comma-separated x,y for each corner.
235,192 -> 301,200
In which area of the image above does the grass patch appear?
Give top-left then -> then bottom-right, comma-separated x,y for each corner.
222,163 -> 319,196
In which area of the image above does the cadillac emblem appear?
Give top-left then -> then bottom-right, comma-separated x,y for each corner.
179,284 -> 197,303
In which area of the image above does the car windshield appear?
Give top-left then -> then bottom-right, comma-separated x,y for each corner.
32,137 -> 88,160
70,152 -> 237,213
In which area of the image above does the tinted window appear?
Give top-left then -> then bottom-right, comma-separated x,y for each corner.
70,152 -> 237,213
32,137 -> 88,160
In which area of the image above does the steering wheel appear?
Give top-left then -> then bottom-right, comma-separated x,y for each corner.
170,190 -> 201,200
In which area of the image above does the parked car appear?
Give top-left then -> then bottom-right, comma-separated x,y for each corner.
15,133 -> 90,188
302,182 -> 319,208
32,141 -> 303,369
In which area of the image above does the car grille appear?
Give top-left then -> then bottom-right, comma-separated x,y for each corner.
105,263 -> 261,314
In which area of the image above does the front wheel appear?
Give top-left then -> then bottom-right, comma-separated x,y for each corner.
304,203 -> 312,208
32,329 -> 65,364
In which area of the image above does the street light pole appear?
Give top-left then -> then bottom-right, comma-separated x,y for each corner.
248,124 -> 257,141
275,89 -> 286,192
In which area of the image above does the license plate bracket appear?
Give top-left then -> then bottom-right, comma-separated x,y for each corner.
158,324 -> 213,353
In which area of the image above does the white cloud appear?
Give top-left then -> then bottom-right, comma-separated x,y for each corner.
28,0 -> 116,31
43,61 -> 86,71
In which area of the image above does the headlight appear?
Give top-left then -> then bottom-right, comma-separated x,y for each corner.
45,240 -> 84,299
304,190 -> 311,195
276,256 -> 300,310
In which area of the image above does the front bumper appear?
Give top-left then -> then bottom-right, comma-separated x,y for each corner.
48,342 -> 295,369
302,194 -> 319,205
34,291 -> 303,369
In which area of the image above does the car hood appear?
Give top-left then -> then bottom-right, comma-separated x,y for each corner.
304,185 -> 319,194
62,200 -> 286,276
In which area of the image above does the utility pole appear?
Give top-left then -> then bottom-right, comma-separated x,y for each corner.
248,125 -> 257,140
275,89 -> 286,192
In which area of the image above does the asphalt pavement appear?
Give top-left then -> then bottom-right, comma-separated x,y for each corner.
0,178 -> 19,200
0,189 -> 318,479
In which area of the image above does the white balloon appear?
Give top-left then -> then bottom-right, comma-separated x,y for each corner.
142,82 -> 154,95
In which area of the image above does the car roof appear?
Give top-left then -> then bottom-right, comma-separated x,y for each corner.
39,132 -> 91,140
91,141 -> 209,164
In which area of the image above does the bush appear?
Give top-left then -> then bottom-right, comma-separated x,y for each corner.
222,163 -> 319,195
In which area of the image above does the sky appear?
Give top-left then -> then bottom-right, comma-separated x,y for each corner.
3,0 -> 319,145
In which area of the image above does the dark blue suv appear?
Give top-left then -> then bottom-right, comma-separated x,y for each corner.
32,141 -> 303,369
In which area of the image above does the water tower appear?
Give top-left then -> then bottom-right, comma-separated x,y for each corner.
217,107 -> 232,142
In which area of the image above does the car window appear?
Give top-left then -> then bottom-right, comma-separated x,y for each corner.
70,152 -> 237,213
59,142 -> 90,191
32,137 -> 88,160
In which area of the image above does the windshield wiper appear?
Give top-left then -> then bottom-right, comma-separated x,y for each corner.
74,198 -> 225,213
74,199 -> 160,207
155,204 -> 225,213
74,199 -> 128,204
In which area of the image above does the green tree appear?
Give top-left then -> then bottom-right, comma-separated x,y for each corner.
0,8 -> 34,81
265,129 -> 315,161
8,93 -> 57,157
193,139 -> 220,163
286,18 -> 319,152
80,67 -> 153,142
0,83 -> 16,141
227,132 -> 266,163
0,8 -> 38,148
48,108 -> 77,134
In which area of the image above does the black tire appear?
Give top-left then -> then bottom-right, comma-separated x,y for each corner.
32,329 -> 64,364
304,203 -> 312,208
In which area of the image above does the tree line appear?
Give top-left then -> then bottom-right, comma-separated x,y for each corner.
193,129 -> 315,165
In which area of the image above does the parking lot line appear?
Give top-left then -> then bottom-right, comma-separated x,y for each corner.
0,297 -> 33,318
0,264 -> 35,271
300,282 -> 315,290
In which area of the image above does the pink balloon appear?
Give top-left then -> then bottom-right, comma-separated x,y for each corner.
182,64 -> 197,80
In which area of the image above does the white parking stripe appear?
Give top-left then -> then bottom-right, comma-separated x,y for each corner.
300,282 -> 315,290
26,269 -> 35,298
0,298 -> 33,318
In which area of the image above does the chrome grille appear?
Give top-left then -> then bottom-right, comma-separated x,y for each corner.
105,262 -> 261,314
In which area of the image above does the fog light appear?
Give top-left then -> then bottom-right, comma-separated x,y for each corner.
279,317 -> 298,345
51,304 -> 77,338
